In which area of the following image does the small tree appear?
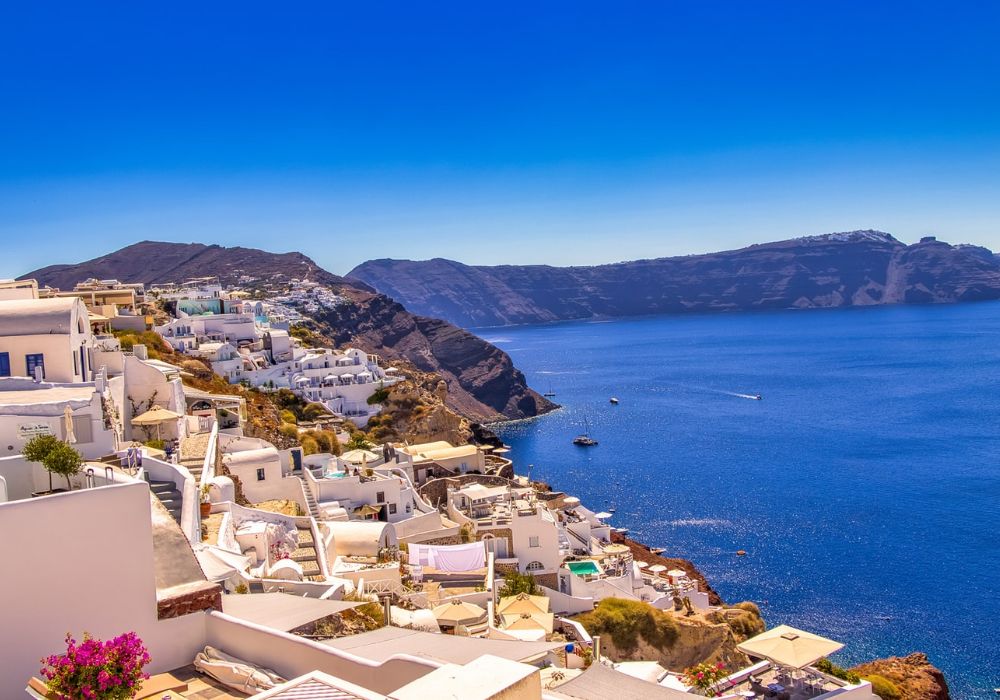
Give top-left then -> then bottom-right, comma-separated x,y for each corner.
44,441 -> 84,491
23,434 -> 83,492
498,570 -> 539,598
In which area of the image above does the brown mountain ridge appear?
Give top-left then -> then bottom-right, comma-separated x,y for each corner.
348,231 -> 1000,328
21,241 -> 554,423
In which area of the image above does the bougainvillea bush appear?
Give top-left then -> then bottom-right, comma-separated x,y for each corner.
40,632 -> 150,700
682,661 -> 728,696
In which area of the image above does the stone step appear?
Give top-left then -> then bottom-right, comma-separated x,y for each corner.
297,530 -> 314,546
149,480 -> 176,493
299,561 -> 322,577
291,547 -> 317,563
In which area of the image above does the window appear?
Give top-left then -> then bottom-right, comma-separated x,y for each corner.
73,352 -> 79,376
529,536 -> 540,548
389,503 -> 397,515
526,561 -> 544,571
405,503 -> 411,513
376,491 -> 385,503
25,353 -> 44,379
0,352 -> 9,377
256,468 -> 266,481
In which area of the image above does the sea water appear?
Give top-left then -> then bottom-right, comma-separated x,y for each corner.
484,302 -> 1000,698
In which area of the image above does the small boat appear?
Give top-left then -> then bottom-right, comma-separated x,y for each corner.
736,550 -> 747,556
609,397 -> 619,404
650,547 -> 665,555
573,417 -> 598,446
753,394 -> 762,400
543,381 -> 556,397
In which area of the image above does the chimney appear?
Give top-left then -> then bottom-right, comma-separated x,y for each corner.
383,596 -> 392,626
133,344 -> 148,360
593,635 -> 601,662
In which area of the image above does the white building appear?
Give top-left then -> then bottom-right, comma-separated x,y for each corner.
0,297 -> 95,382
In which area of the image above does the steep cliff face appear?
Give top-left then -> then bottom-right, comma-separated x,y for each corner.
22,241 -> 554,422
851,653 -> 950,700
349,231 -> 1000,327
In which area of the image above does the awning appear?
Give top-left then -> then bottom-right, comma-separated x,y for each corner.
353,504 -> 382,517
737,625 -> 845,669
221,593 -> 362,632
130,406 -> 183,424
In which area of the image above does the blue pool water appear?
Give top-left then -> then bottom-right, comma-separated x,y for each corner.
484,303 -> 1000,698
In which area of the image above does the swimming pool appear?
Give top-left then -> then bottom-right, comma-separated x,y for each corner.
323,471 -> 348,479
566,560 -> 601,575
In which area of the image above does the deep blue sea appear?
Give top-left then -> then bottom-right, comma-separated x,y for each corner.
483,303 -> 1000,699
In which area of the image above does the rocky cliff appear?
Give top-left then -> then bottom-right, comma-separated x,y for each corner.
22,241 -> 555,422
851,653 -> 951,700
348,231 -> 1000,327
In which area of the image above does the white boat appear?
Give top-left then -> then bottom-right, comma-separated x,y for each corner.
609,397 -> 619,404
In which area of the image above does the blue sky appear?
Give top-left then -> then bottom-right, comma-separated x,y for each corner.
2,2 -> 999,278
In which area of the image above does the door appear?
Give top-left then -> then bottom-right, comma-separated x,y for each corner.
79,347 -> 87,381
0,352 -> 9,377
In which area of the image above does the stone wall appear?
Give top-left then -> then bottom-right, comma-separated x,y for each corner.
417,473 -> 515,508
532,573 -> 559,589
157,583 -> 223,620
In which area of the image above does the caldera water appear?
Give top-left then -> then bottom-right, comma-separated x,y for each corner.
483,302 -> 1000,699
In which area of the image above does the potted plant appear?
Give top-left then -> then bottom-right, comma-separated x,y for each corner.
200,483 -> 212,518
38,631 -> 150,700
24,434 -> 83,496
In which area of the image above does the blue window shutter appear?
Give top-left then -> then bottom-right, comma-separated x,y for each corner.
0,352 -> 9,377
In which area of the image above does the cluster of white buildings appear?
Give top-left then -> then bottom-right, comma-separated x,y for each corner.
150,279 -> 403,425
0,277 -> 881,700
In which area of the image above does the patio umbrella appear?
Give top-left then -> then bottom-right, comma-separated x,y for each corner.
635,561 -> 649,568
501,611 -> 554,634
593,511 -> 613,519
498,593 -> 550,615
737,625 -> 844,669
648,564 -> 667,574
63,405 -> 76,444
131,406 -> 182,440
432,600 -> 486,627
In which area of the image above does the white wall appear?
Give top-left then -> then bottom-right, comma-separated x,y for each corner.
0,482 -> 206,694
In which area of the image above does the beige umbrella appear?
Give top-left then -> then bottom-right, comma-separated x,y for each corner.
737,625 -> 845,669
635,561 -> 649,568
131,406 -> 182,440
648,564 -> 667,574
432,600 -> 487,627
501,611 -> 554,634
498,593 -> 550,615
63,405 -> 76,444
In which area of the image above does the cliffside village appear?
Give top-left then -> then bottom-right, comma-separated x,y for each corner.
0,276 -> 882,700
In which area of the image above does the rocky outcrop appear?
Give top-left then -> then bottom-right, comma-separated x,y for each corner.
851,653 -> 950,700
22,241 -> 556,422
348,231 -> 1000,327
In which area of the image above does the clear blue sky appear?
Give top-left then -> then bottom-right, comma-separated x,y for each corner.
2,2 -> 999,278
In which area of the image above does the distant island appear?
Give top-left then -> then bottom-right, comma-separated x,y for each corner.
348,230 -> 1000,328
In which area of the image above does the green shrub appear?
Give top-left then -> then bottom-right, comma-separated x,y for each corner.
280,409 -> 298,425
346,433 -> 373,450
367,388 -> 390,405
863,675 -> 901,700
815,659 -> 861,684
302,402 -> 331,421
144,439 -> 165,451
279,422 -> 299,439
498,570 -> 539,598
574,598 -> 679,653
300,436 -> 320,456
